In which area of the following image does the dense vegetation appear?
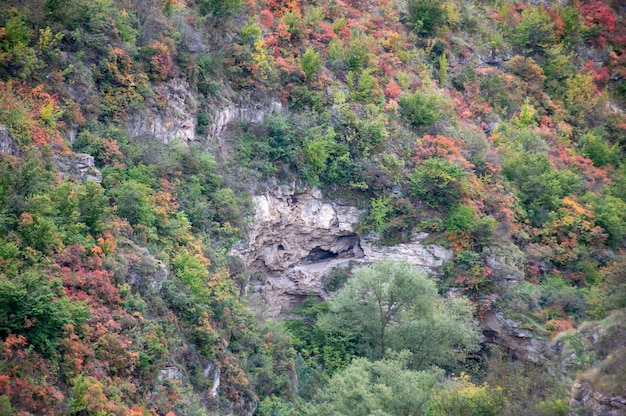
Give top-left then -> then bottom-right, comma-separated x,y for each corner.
1,0 -> 626,414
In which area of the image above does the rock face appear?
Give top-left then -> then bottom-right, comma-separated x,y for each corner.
570,381 -> 626,416
480,310 -> 548,363
483,242 -> 525,282
53,153 -> 102,183
116,237 -> 169,292
0,125 -> 19,156
567,312 -> 626,416
127,79 -> 197,144
233,185 -> 452,316
208,100 -> 284,139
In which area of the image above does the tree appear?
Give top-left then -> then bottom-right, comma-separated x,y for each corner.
77,181 -> 109,234
299,47 -> 322,80
407,0 -> 445,36
111,180 -> 155,228
318,260 -> 481,368
307,353 -> 443,416
0,269 -> 89,355
399,90 -> 442,132
409,157 -> 468,208
511,6 -> 556,54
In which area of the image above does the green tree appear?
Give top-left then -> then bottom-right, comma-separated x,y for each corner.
409,157 -> 468,208
197,0 -> 243,18
307,353 -> 443,416
578,132 -> 620,167
511,6 -> 556,54
77,181 -> 109,234
399,90 -> 442,132
318,260 -> 481,368
429,373 -> 508,416
299,47 -> 322,80
0,269 -> 89,354
407,0 -> 445,36
111,180 -> 156,228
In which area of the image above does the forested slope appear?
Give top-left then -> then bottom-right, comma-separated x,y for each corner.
0,0 -> 625,414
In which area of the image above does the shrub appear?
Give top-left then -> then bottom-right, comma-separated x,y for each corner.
111,180 -> 156,228
197,0 -> 243,18
0,269 -> 90,355
407,0 -> 445,36
430,373 -> 508,416
399,90 -> 442,132
511,6 -> 556,53
409,158 -> 467,208
578,132 -> 620,167
299,47 -> 322,80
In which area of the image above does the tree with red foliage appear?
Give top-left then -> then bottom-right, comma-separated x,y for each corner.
580,0 -> 617,47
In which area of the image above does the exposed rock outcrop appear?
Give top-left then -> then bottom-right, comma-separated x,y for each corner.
115,237 -> 169,292
567,312 -> 626,415
127,79 -> 197,144
203,361 -> 220,398
53,153 -> 102,183
234,185 -> 452,316
0,125 -> 19,156
570,381 -> 626,416
483,242 -> 525,282
208,100 -> 284,139
481,310 -> 549,363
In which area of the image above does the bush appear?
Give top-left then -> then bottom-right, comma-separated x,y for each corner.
511,6 -> 556,54
197,0 -> 243,18
409,158 -> 467,208
299,47 -> 322,80
399,90 -> 442,132
0,269 -> 90,355
111,180 -> 156,228
407,0 -> 445,36
446,204 -> 475,231
578,132 -> 620,167
430,373 -> 508,416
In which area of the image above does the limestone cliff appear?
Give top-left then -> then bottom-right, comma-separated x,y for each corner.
126,79 -> 197,145
233,185 -> 452,316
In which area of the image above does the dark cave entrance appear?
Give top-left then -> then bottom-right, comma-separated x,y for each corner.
305,247 -> 339,263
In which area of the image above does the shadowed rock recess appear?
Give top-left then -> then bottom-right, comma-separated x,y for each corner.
233,185 -> 452,316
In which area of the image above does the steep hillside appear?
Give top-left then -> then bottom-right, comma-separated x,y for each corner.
1,0 -> 625,414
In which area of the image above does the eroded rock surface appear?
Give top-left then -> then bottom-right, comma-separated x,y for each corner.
234,185 -> 452,316
208,100 -> 283,139
481,310 -> 549,363
0,125 -> 19,156
54,153 -> 102,183
570,381 -> 626,416
127,79 -> 197,144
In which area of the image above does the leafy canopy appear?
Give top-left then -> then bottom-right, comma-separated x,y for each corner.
318,260 -> 481,369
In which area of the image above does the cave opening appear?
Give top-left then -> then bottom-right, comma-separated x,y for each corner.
305,247 -> 338,263
301,236 -> 364,264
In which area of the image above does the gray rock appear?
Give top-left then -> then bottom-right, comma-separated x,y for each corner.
203,361 -> 220,398
570,381 -> 626,416
208,100 -> 284,139
483,243 -> 525,281
0,125 -> 19,156
481,310 -> 549,363
234,186 -> 452,317
127,78 -> 197,145
53,153 -> 102,183
116,238 -> 169,291
159,365 -> 182,380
